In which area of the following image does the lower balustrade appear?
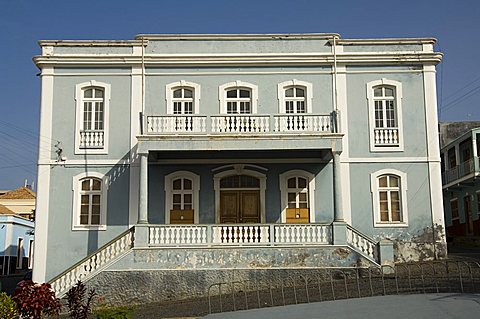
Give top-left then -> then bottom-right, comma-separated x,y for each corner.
148,223 -> 332,246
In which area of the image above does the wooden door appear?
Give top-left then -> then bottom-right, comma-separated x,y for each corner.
465,196 -> 474,235
241,191 -> 260,223
220,191 -> 260,223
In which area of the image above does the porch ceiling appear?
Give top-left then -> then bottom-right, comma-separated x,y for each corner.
138,134 -> 342,154
147,149 -> 333,163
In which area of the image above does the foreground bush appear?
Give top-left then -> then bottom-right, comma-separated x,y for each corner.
67,281 -> 97,319
0,292 -> 18,319
95,305 -> 135,319
12,280 -> 62,319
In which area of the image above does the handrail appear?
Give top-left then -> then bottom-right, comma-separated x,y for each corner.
346,225 -> 378,262
49,227 -> 134,294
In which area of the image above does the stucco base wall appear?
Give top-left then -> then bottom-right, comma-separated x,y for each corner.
84,246 -> 374,305
392,224 -> 447,262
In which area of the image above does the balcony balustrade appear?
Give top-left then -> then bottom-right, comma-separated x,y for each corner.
373,127 -> 399,146
148,223 -> 332,246
442,156 -> 480,185
145,114 -> 335,135
79,130 -> 104,148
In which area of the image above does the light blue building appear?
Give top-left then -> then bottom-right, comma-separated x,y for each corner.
32,33 -> 446,303
0,212 -> 34,276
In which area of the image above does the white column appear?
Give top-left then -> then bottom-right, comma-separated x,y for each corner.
32,66 -> 54,283
333,150 -> 344,222
138,153 -> 148,224
423,64 -> 446,258
129,66 -> 143,226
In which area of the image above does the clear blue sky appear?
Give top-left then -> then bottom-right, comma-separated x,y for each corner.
0,0 -> 479,189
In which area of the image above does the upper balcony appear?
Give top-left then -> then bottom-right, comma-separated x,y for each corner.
138,112 -> 342,153
441,128 -> 480,188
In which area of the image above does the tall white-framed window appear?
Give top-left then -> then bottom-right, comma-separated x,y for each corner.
371,169 -> 408,227
75,81 -> 111,154
16,238 -> 23,269
279,170 -> 315,223
450,198 -> 459,221
28,239 -> 34,269
72,172 -> 108,230
367,79 -> 403,152
165,171 -> 200,224
219,81 -> 258,114
277,80 -> 313,113
166,81 -> 201,114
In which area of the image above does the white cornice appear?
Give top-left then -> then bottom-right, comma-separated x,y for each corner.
331,38 -> 437,45
33,52 -> 442,68
135,33 -> 340,40
38,40 -> 146,47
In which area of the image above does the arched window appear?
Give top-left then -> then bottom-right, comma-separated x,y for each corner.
72,172 -> 108,230
165,171 -> 200,224
371,169 -> 408,227
166,81 -> 201,114
79,177 -> 103,225
279,170 -> 315,223
219,81 -> 258,114
287,177 -> 309,209
284,86 -> 306,113
226,88 -> 252,114
172,88 -> 194,114
75,81 -> 111,154
277,80 -> 313,114
367,79 -> 403,151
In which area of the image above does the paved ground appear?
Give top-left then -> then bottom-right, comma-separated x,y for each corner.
448,243 -> 480,262
203,293 -> 480,319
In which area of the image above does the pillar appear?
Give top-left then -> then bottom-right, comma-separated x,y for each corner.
138,152 -> 148,224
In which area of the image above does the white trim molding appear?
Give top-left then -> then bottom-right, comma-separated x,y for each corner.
213,165 -> 266,223
165,80 -> 201,114
33,66 -> 54,283
74,80 -> 111,155
370,169 -> 408,227
366,78 -> 404,152
164,171 -> 201,224
72,172 -> 109,231
279,169 -> 316,223
277,79 -> 313,113
218,81 -> 258,114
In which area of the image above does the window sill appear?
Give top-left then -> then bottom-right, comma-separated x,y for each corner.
370,146 -> 404,153
72,225 -> 107,231
374,222 -> 408,228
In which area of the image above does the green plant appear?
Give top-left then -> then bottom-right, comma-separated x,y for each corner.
67,281 -> 97,319
12,280 -> 62,319
0,292 -> 18,319
94,306 -> 135,319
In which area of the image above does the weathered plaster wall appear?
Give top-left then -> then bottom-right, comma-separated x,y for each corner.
86,245 -> 372,305
145,38 -> 332,54
144,67 -> 333,116
45,165 -> 131,280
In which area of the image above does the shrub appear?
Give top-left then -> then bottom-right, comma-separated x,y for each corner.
12,280 -> 62,319
0,292 -> 18,319
67,281 -> 97,319
94,306 -> 135,319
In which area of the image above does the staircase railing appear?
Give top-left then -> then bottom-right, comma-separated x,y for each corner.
346,225 -> 379,263
49,227 -> 134,297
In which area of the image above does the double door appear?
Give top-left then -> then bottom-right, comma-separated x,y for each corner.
220,191 -> 260,223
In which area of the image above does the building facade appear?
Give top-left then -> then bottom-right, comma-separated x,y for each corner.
33,33 -> 445,302
441,125 -> 480,238
0,187 -> 36,220
0,212 -> 34,276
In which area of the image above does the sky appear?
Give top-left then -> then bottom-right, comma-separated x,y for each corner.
0,0 -> 479,189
